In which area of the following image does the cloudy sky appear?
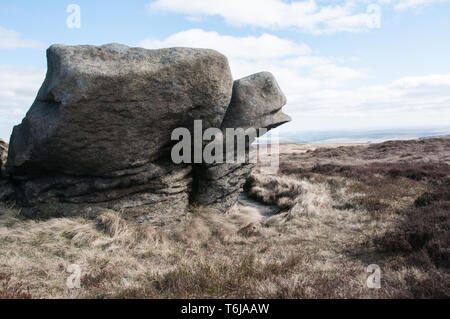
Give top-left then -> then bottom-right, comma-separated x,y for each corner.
0,0 -> 449,140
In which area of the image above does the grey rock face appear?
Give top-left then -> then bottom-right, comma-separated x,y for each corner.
193,162 -> 255,213
221,72 -> 291,133
194,72 -> 291,212
5,44 -> 233,222
7,44 -> 233,178
4,45 -> 290,221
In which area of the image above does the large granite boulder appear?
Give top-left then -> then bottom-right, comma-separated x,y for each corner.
193,72 -> 291,212
4,44 -> 290,221
6,44 -> 233,223
7,44 -> 233,177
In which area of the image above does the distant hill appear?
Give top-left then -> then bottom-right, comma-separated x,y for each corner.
274,127 -> 450,144
420,134 -> 450,140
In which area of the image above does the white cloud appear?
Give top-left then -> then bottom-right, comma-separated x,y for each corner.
148,0 -> 382,34
0,66 -> 45,140
283,73 -> 450,130
139,29 -> 450,131
139,29 -> 365,83
392,74 -> 450,88
379,0 -> 443,10
140,29 -> 311,59
0,26 -> 44,49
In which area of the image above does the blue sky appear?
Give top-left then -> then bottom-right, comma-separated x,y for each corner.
1,0 -> 450,140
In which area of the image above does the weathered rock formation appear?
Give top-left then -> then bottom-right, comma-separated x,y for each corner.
221,72 -> 291,132
3,43 -> 290,223
193,72 -> 290,212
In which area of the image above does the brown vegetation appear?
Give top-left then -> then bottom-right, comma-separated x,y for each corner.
0,138 -> 448,298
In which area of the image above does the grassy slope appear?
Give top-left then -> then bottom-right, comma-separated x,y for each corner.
1,138 -> 449,298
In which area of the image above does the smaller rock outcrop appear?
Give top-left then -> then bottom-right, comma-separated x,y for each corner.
193,72 -> 291,212
221,72 -> 291,133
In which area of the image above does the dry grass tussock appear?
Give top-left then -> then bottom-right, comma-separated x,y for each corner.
0,138 -> 449,298
245,172 -> 303,210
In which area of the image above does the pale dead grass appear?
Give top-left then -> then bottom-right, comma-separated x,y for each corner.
0,173 -> 425,299
0,139 -> 448,298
